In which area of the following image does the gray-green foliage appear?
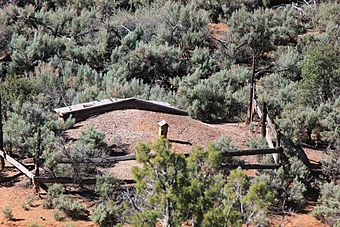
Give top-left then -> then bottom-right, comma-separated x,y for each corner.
2,0 -> 336,128
41,127 -> 108,179
257,156 -> 310,210
3,101 -> 74,157
91,174 -> 120,226
75,128 -> 108,157
91,202 -> 118,227
2,206 -> 14,221
43,184 -> 86,219
278,97 -> 340,144
0,1 -> 340,222
178,67 -> 248,121
312,182 -> 340,226
202,169 -> 274,227
96,174 -> 119,200
310,3 -> 340,31
53,128 -> 109,178
56,196 -> 87,219
301,42 -> 340,106
43,184 -> 64,209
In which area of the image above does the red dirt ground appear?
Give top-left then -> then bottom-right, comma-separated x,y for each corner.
66,110 -> 252,154
208,22 -> 228,39
0,165 -> 95,227
0,109 -> 329,226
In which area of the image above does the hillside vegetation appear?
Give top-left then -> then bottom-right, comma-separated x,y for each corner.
0,0 -> 339,226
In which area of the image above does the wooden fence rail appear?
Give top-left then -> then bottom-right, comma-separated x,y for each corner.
35,177 -> 135,185
1,145 -> 283,193
55,155 -> 137,164
33,163 -> 281,188
32,148 -> 282,164
253,98 -> 280,164
0,150 -> 34,179
0,150 -> 49,192
225,164 -> 281,170
222,147 -> 283,157
252,98 -> 312,168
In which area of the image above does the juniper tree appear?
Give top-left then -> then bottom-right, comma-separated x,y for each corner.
129,138 -> 274,227
131,138 -> 188,227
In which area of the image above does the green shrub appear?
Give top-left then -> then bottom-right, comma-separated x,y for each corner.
312,182 -> 340,226
3,206 -> 14,221
96,174 -> 119,200
91,202 -> 118,227
52,210 -> 65,221
301,42 -> 340,106
75,128 -> 108,157
312,3 -> 340,30
27,223 -> 42,227
56,196 -> 86,219
65,222 -> 76,227
43,184 -> 64,209
48,183 -> 64,197
130,139 -> 274,226
246,138 -> 267,149
321,155 -> 340,182
21,202 -> 29,211
186,79 -> 227,121
21,196 -> 34,211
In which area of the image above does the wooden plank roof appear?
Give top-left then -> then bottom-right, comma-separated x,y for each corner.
54,97 -> 188,122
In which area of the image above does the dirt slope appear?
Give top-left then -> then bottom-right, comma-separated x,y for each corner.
66,109 -> 250,154
0,109 -> 329,226
0,165 -> 95,227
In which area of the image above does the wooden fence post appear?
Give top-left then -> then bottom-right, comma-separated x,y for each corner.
34,128 -> 41,193
0,92 -> 4,170
277,131 -> 281,147
158,120 -> 169,138
33,177 -> 41,194
261,102 -> 267,138
34,128 -> 41,176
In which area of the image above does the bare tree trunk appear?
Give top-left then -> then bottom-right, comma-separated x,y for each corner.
163,199 -> 171,227
246,55 -> 256,125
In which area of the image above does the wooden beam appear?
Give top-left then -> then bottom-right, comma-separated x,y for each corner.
181,147 -> 283,158
55,98 -> 188,123
0,150 -> 34,179
35,177 -> 135,185
222,147 -> 283,157
56,155 -> 137,164
225,163 -> 281,170
37,147 -> 283,168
